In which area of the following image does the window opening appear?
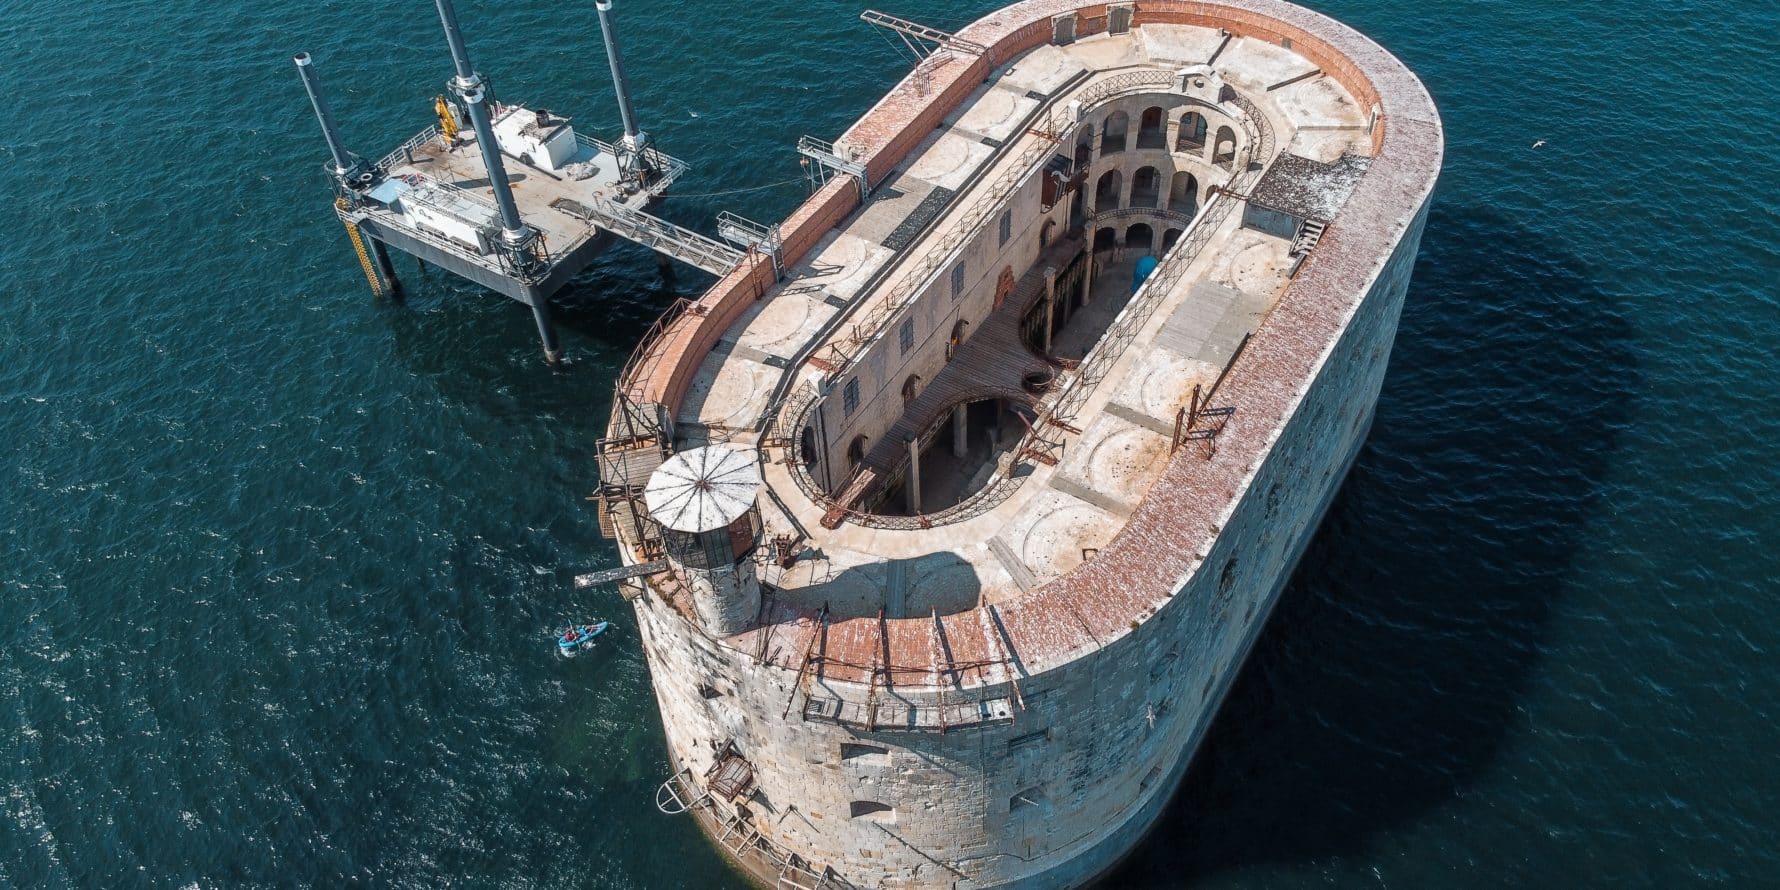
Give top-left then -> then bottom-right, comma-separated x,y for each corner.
842,378 -> 861,416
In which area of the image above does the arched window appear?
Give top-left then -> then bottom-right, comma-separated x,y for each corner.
1093,226 -> 1118,252
1039,218 -> 1056,249
1074,134 -> 1092,169
1101,110 -> 1129,154
847,435 -> 869,468
947,319 -> 969,359
902,374 -> 920,403
1126,223 -> 1154,251
1137,106 -> 1166,149
1162,228 -> 1183,251
1177,112 -> 1208,152
1169,171 -> 1198,216
1212,125 -> 1238,170
1130,166 -> 1161,208
1094,169 -> 1122,213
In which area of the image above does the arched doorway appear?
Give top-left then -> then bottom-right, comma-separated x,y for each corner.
1137,106 -> 1166,149
1212,125 -> 1238,169
1039,218 -> 1056,250
1094,169 -> 1123,213
902,374 -> 920,403
847,435 -> 869,469
1094,227 -> 1118,252
1101,110 -> 1129,153
1169,171 -> 1198,215
1073,135 -> 1092,169
1126,223 -> 1154,252
1162,228 -> 1183,251
1130,166 -> 1161,208
1177,112 -> 1208,152
947,319 -> 968,359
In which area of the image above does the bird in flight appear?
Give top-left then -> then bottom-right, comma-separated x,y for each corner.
1531,140 -> 1547,149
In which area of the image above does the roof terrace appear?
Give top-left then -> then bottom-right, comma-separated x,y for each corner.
603,0 -> 1442,686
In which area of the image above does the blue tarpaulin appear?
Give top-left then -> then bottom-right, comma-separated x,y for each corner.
1132,255 -> 1159,293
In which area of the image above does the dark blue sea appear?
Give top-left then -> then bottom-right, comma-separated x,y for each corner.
4,0 -> 1777,886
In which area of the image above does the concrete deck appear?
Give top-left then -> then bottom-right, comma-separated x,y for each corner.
664,26 -> 1357,618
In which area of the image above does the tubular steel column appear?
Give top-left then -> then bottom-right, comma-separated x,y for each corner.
432,0 -> 560,364
595,0 -> 651,175
292,52 -> 356,179
369,238 -> 404,301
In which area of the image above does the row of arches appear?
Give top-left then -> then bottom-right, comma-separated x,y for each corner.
1079,106 -> 1240,170
1092,224 -> 1185,253
1093,168 -> 1210,215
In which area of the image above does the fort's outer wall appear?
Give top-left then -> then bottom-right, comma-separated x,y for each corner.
631,201 -> 1431,888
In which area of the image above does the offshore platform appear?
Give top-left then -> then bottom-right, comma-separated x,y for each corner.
294,0 -> 771,365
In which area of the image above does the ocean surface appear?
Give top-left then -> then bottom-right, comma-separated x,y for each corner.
3,0 -> 1777,886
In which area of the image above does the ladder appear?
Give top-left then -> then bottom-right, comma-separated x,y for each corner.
1291,219 -> 1327,256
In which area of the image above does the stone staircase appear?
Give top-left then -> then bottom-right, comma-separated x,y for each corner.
1290,218 -> 1327,256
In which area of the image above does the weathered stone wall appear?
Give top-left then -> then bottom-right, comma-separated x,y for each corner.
633,201 -> 1430,888
613,0 -> 1444,886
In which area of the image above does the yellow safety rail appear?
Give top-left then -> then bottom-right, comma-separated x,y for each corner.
335,197 -> 384,298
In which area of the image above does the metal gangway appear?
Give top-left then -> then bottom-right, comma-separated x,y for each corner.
859,9 -> 988,57
562,197 -> 746,277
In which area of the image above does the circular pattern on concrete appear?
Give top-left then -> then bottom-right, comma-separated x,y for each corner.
906,137 -> 987,189
1231,240 -> 1281,294
745,295 -> 816,353
1019,503 -> 1117,580
910,561 -> 983,616
1083,426 -> 1168,507
958,88 -> 1021,134
692,359 -> 777,428
1134,352 -> 1200,417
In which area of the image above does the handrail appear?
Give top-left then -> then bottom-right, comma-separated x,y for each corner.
812,68 -> 1177,380
574,133 -> 690,193
1032,86 -> 1276,435
375,125 -> 442,173
764,67 -> 1279,529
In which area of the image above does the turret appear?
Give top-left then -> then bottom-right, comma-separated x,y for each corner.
643,446 -> 763,635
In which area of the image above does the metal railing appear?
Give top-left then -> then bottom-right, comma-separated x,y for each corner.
1091,206 -> 1194,226
773,67 -> 1270,528
1032,88 -> 1275,434
574,132 -> 689,194
576,197 -> 744,276
375,125 -> 442,173
813,68 -> 1177,379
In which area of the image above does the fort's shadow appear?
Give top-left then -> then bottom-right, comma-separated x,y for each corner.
774,550 -> 984,622
1101,203 -> 1640,884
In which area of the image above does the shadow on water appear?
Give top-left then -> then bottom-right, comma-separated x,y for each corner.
378,241 -> 704,408
1103,204 -> 1641,885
